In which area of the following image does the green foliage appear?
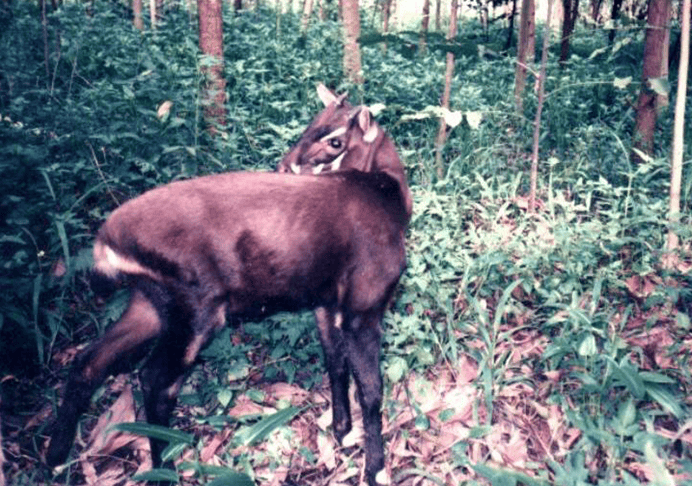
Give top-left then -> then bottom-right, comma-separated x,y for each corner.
2,2 -> 692,485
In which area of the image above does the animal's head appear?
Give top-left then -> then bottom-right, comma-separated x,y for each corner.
278,84 -> 412,219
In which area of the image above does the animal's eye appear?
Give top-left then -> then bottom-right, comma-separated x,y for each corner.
329,139 -> 342,149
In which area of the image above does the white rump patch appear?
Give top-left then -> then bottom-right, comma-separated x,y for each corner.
93,242 -> 156,280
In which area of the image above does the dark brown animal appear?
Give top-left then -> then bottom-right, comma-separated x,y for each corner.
46,85 -> 410,486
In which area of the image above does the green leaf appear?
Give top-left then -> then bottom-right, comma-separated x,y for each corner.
206,472 -> 255,486
386,356 -> 408,383
133,468 -> 179,482
112,422 -> 195,444
234,407 -> 302,446
647,77 -> 670,96
645,384 -> 683,418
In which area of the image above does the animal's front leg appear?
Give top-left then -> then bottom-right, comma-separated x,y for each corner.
345,311 -> 386,486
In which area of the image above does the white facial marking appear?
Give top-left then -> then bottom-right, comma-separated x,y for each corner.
290,163 -> 301,174
330,152 -> 345,171
319,126 -> 347,142
312,163 -> 324,175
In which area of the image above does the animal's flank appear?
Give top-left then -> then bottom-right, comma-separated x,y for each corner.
46,85 -> 410,486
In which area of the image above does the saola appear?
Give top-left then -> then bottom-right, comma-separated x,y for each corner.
46,85 -> 410,486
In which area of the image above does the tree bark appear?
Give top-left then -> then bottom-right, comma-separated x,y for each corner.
342,0 -> 363,83
559,0 -> 580,66
608,0 -> 623,43
665,0 -> 689,254
435,0 -> 441,30
301,0 -> 314,32
198,0 -> 227,133
420,0 -> 430,53
149,0 -> 156,28
632,0 -> 671,162
590,0 -> 603,23
529,0 -> 554,213
505,0 -> 517,50
434,0 -> 459,177
514,0 -> 535,112
133,0 -> 143,30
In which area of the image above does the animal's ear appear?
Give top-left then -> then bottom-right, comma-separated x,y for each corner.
317,84 -> 347,107
356,107 -> 380,143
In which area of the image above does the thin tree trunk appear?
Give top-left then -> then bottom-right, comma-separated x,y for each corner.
198,0 -> 227,133
382,0 -> 391,33
382,0 -> 391,53
590,0 -> 603,23
506,0 -> 517,49
420,0 -> 430,53
665,0 -> 689,255
434,0 -> 459,177
301,0 -> 314,32
342,0 -> 363,83
608,0 -> 623,43
559,0 -> 579,66
41,0 -> 50,82
529,0 -> 554,213
149,0 -> 156,28
133,0 -> 144,30
632,0 -> 671,162
435,0 -> 441,30
514,0 -> 535,112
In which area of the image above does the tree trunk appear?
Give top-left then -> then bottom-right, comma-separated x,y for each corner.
342,0 -> 363,84
420,0 -> 430,53
632,0 -> 671,162
480,0 -> 489,36
149,0 -> 156,28
665,0 -> 689,254
435,0 -> 441,30
234,0 -> 242,12
382,0 -> 391,53
608,0 -> 623,43
559,0 -> 579,66
41,0 -> 50,82
382,0 -> 391,33
505,0 -> 517,50
301,0 -> 314,32
198,0 -> 227,133
529,0 -> 554,213
590,0 -> 603,23
514,0 -> 535,112
133,0 -> 143,30
434,0 -> 459,177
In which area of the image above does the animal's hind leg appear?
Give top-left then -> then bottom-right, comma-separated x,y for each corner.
314,307 -> 352,443
46,287 -> 164,467
139,296 -> 226,466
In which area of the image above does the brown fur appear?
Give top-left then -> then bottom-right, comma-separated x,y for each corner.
46,87 -> 409,486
